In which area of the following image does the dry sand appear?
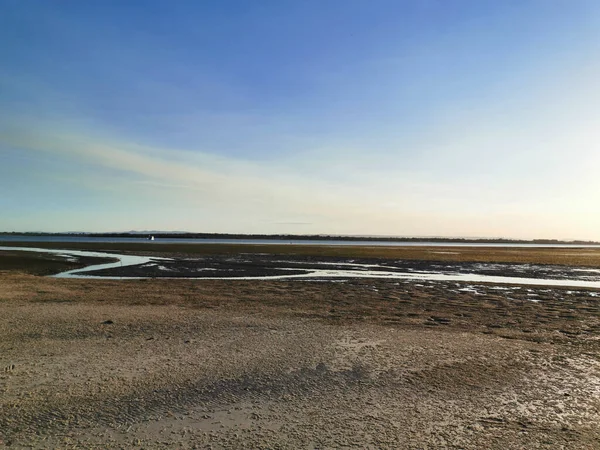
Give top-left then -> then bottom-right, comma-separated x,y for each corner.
1,273 -> 599,449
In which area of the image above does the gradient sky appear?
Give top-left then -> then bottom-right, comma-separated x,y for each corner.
2,1 -> 600,239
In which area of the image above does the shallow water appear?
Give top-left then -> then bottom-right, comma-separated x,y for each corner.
2,246 -> 600,289
2,235 -> 600,248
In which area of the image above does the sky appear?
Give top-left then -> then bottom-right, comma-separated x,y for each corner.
2,1 -> 600,239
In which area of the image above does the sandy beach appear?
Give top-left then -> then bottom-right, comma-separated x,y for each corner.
1,248 -> 600,448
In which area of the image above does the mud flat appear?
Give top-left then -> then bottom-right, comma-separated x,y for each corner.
0,249 -> 117,276
1,262 -> 600,448
3,240 -> 600,266
3,246 -> 600,288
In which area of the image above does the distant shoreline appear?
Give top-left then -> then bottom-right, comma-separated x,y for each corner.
0,232 -> 598,246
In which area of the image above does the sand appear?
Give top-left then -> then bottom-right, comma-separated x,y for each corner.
1,272 -> 599,449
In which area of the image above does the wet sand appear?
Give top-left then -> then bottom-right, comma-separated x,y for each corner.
1,267 -> 600,448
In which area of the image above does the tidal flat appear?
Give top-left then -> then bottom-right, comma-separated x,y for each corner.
1,245 -> 599,448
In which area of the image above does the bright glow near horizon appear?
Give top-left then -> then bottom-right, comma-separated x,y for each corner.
2,1 -> 600,239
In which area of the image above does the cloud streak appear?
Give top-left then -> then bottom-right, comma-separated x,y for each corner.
2,103 -> 600,239
1,122 -> 425,230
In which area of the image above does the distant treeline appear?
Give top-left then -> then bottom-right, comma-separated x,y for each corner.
1,232 -> 598,245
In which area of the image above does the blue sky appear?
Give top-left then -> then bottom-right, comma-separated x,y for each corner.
2,1 -> 600,238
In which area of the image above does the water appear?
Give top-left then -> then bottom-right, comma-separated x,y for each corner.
0,246 -> 166,278
1,235 -> 599,248
3,245 -> 600,289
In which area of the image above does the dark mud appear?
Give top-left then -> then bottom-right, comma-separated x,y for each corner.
79,253 -> 600,283
0,250 -> 117,276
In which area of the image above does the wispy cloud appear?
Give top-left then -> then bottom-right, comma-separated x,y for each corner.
0,121 -> 417,229
2,86 -> 600,238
